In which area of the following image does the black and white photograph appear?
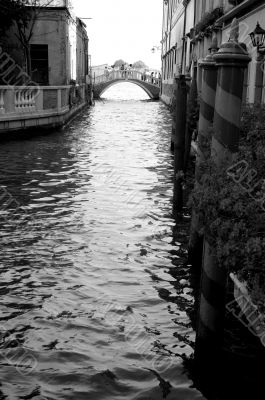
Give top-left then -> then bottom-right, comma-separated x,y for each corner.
0,0 -> 264,399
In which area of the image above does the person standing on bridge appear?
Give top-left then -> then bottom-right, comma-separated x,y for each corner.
120,64 -> 125,78
124,64 -> 128,79
104,66 -> 110,80
128,64 -> 133,78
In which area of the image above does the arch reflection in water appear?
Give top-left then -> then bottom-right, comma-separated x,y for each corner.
101,82 -> 150,101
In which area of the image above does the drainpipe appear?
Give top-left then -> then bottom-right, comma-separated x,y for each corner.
193,0 -> 197,71
169,0 -> 173,52
164,2 -> 170,81
194,0 -> 197,27
166,1 -> 170,53
169,1 -> 174,80
162,1 -> 165,46
165,0 -> 173,81
161,2 -> 165,87
193,0 -> 197,75
181,2 -> 187,74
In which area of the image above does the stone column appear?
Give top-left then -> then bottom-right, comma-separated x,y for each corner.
5,88 -> 15,113
195,19 -> 251,364
57,89 -> 62,111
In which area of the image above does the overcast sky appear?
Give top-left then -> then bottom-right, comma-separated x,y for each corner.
73,0 -> 162,69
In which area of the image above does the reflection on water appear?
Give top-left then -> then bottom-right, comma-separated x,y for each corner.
0,85 -> 204,399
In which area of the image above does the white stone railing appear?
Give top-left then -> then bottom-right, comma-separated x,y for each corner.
15,89 -> 36,113
0,89 -> 4,114
94,69 -> 161,86
0,84 -> 86,117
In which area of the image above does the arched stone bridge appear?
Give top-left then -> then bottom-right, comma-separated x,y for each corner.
93,69 -> 161,100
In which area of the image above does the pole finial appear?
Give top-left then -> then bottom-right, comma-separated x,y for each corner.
210,32 -> 219,53
229,18 -> 239,43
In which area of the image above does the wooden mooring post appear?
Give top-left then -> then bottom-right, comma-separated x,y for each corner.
172,74 -> 187,213
194,19 -> 251,365
171,78 -> 178,152
189,35 -> 219,267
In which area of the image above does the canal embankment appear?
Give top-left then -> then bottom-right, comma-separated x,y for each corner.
0,84 -> 92,139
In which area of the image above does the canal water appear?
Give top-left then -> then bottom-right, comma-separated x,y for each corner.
0,84 -> 204,400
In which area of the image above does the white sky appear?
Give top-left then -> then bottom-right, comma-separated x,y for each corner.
73,0 -> 163,69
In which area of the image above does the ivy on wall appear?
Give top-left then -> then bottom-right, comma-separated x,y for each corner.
189,106 -> 265,277
194,7 -> 224,36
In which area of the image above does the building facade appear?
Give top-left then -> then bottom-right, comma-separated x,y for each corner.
91,64 -> 109,79
161,0 -> 265,105
0,0 -> 89,86
161,0 -> 186,104
0,0 -> 91,135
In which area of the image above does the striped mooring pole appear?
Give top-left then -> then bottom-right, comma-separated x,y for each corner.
211,20 -> 251,166
184,74 -> 198,173
195,19 -> 251,364
170,78 -> 178,152
172,74 -> 187,213
189,35 -> 219,266
196,62 -> 203,100
197,34 -> 219,178
185,70 -> 192,91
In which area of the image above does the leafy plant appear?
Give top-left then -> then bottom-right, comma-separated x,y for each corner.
190,106 -> 265,275
184,77 -> 199,172
194,7 -> 224,35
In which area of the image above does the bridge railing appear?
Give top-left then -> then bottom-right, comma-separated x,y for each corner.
94,69 -> 161,86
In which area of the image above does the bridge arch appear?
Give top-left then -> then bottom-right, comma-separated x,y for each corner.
93,69 -> 161,101
99,79 -> 155,99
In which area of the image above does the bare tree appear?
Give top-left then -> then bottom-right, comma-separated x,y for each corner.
0,0 -> 54,76
14,0 -> 55,76
0,0 -> 26,36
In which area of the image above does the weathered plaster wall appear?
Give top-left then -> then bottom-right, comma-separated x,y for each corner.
222,2 -> 265,103
31,9 -> 69,85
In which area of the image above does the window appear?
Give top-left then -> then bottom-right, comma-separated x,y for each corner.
30,44 -> 49,85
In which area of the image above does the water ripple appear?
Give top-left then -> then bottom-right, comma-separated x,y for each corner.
0,85 -> 204,399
